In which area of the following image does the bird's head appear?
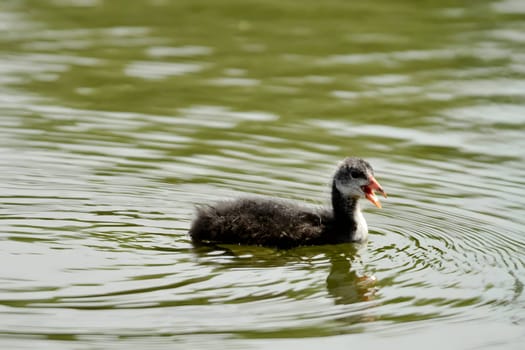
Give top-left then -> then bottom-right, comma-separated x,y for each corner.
333,157 -> 387,208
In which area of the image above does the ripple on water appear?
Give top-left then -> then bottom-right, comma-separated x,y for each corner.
367,155 -> 525,327
146,45 -> 214,58
2,97 -> 524,343
124,61 -> 207,80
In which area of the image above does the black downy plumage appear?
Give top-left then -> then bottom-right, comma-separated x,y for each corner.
189,157 -> 386,248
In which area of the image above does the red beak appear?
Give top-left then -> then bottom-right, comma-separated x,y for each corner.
363,176 -> 387,208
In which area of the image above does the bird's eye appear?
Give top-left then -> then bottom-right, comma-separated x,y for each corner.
350,169 -> 364,178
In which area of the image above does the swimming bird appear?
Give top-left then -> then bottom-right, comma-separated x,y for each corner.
189,157 -> 386,248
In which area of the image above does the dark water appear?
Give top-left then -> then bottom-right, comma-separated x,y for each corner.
1,0 -> 525,349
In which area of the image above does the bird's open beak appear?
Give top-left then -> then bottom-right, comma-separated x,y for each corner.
363,176 -> 387,208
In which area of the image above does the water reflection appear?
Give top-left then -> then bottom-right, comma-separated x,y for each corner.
326,253 -> 378,305
194,244 -> 378,306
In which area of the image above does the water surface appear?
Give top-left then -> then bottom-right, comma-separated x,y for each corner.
1,0 -> 524,349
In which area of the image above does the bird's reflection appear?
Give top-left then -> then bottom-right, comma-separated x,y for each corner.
325,250 -> 378,305
191,242 -> 378,305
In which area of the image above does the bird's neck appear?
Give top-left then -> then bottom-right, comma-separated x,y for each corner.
331,184 -> 368,242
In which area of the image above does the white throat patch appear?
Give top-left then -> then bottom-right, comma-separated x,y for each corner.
352,202 -> 368,242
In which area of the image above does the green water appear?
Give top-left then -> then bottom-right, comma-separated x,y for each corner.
1,0 -> 524,349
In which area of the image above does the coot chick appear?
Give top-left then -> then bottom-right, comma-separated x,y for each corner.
189,157 -> 386,248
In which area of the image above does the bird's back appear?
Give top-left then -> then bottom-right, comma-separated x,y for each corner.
189,198 -> 336,248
